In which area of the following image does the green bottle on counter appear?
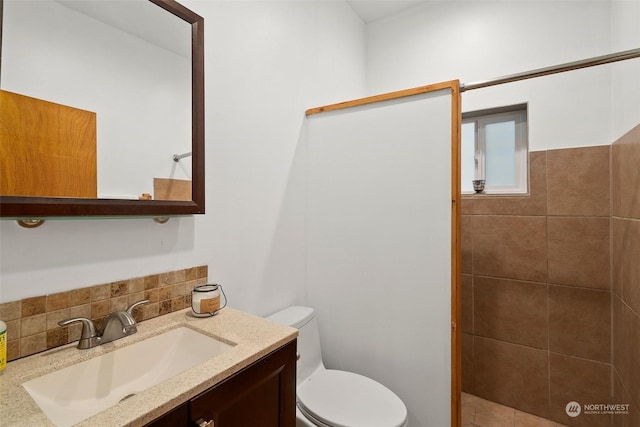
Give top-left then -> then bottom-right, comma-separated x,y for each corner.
0,320 -> 6,371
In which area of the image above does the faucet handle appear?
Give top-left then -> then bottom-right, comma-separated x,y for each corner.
126,299 -> 150,317
58,317 -> 100,349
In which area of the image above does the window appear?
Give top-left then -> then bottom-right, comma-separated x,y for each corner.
461,105 -> 528,194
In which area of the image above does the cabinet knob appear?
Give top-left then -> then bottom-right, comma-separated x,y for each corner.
195,418 -> 214,427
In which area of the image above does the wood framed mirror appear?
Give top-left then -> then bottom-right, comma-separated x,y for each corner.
0,0 -> 204,218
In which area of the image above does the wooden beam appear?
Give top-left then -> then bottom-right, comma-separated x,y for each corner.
305,80 -> 460,116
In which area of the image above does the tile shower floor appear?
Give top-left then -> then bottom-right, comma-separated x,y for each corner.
462,393 -> 569,427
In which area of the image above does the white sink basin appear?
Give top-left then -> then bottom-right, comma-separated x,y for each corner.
23,326 -> 233,426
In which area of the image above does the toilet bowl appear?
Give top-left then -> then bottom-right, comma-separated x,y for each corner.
267,306 -> 408,427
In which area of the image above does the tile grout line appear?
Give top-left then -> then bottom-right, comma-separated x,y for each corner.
545,150 -> 552,424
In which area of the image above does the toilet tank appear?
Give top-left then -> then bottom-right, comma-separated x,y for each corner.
267,306 -> 324,385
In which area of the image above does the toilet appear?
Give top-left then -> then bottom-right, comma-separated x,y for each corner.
267,306 -> 408,427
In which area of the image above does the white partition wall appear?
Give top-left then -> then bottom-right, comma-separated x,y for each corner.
305,85 -> 458,427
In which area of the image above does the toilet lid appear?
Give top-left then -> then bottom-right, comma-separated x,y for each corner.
297,369 -> 407,427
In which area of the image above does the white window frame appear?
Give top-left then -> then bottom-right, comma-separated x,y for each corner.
462,105 -> 528,195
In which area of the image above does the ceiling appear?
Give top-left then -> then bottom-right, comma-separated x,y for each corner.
346,1 -> 430,23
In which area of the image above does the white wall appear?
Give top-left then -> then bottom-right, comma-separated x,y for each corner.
306,91 -> 454,427
611,0 -> 640,140
0,1 -> 366,314
365,0 -> 616,151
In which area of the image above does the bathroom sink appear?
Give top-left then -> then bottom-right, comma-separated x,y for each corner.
23,326 -> 233,426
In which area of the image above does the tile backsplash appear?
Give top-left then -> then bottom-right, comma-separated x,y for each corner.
0,265 -> 208,361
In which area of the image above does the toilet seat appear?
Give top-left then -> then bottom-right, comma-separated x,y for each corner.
297,369 -> 407,427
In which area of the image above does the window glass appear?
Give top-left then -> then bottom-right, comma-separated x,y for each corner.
461,122 -> 476,193
461,105 -> 527,194
484,121 -> 516,187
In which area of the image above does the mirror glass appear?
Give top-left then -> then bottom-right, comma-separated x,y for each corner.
0,0 -> 205,217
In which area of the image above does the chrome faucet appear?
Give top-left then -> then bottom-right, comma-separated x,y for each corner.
59,299 -> 149,349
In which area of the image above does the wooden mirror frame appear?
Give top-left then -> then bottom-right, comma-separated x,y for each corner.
0,0 -> 205,218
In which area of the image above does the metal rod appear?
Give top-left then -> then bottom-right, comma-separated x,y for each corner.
461,47 -> 640,92
172,151 -> 192,162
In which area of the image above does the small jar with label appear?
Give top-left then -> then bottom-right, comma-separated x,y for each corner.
191,284 -> 226,317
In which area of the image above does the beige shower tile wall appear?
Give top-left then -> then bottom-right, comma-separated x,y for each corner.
0,266 -> 208,362
546,145 -> 611,216
461,147 -> 613,427
612,123 -> 640,427
547,217 -> 610,289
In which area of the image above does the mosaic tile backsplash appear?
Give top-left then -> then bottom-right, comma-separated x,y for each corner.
0,265 -> 208,361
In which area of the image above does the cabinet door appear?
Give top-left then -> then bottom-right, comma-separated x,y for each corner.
145,402 -> 189,427
190,340 -> 297,427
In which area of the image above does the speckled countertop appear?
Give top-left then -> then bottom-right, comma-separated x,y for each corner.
0,307 -> 297,426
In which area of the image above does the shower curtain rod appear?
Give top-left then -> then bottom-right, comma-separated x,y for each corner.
461,47 -> 640,92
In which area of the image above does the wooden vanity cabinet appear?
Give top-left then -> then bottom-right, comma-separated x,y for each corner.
145,339 -> 297,427
146,403 -> 189,426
